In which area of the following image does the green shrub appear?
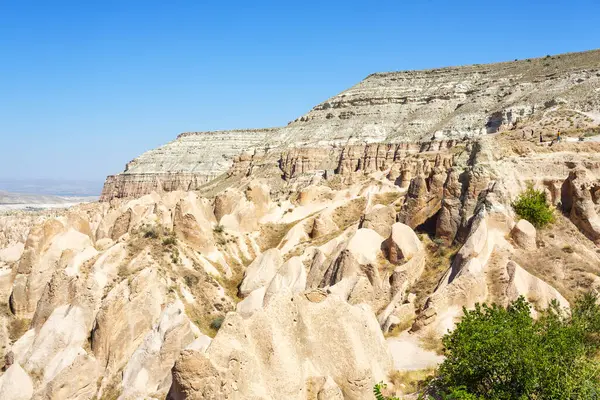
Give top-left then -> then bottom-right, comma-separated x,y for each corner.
512,186 -> 554,227
142,226 -> 160,239
210,316 -> 224,331
433,294 -> 600,399
170,247 -> 180,264
213,224 -> 224,234
162,235 -> 177,246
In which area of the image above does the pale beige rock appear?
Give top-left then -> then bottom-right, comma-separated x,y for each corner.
263,256 -> 307,305
360,205 -> 396,237
101,129 -> 278,201
0,242 -> 24,263
238,248 -> 283,297
213,188 -> 244,222
306,249 -> 328,289
169,291 -> 393,400
236,286 -> 267,318
317,377 -> 344,400
173,194 -> 216,251
505,260 -> 569,310
121,301 -> 196,399
510,219 -> 537,250
11,227 -> 92,319
563,168 -> 600,244
297,185 -> 335,206
95,237 -> 114,251
384,222 -> 423,264
36,353 -> 99,400
346,228 -> 384,265
0,362 -> 34,400
20,305 -> 88,383
310,213 -> 339,239
101,50 -> 600,201
92,268 -> 165,375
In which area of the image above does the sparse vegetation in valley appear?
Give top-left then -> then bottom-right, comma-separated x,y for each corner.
512,185 -> 554,228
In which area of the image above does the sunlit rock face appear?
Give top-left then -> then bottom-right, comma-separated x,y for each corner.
102,49 -> 600,200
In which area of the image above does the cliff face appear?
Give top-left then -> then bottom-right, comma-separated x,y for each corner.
100,128 -> 280,201
101,49 -> 600,201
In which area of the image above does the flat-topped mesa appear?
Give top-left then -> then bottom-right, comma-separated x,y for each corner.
100,128 -> 280,201
101,49 -> 600,201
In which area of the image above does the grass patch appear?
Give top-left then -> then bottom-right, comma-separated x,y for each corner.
562,245 -> 574,254
141,225 -> 160,239
185,303 -> 221,338
385,316 -> 416,338
210,316 -> 224,331
414,238 -> 459,309
257,222 -> 296,251
213,269 -> 243,303
420,328 -> 444,355
8,318 -> 30,342
331,197 -> 366,229
98,376 -> 121,400
162,235 -> 177,246
372,191 -> 402,206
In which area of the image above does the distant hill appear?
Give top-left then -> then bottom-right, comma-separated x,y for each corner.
0,190 -> 97,212
0,178 -> 102,197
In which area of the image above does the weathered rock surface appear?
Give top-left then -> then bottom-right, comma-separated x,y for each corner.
510,219 -> 537,250
101,49 -> 600,201
169,291 -> 393,400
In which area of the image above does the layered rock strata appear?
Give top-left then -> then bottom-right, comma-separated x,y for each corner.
101,49 -> 600,201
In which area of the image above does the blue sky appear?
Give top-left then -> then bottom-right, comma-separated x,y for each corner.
1,0 -> 599,186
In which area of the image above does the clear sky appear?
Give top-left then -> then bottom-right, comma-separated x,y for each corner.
1,0 -> 599,185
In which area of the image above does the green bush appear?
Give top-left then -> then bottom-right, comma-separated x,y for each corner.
142,226 -> 160,239
512,186 -> 554,227
162,235 -> 177,246
213,224 -> 224,234
433,294 -> 600,399
210,316 -> 224,331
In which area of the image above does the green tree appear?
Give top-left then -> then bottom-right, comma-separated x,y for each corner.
434,295 -> 600,399
512,185 -> 554,227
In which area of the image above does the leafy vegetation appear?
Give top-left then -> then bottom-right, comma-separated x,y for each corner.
213,224 -> 225,234
210,316 -> 224,331
142,225 -> 160,239
434,294 -> 600,399
374,382 -> 399,400
162,234 -> 177,246
375,294 -> 600,399
512,185 -> 554,227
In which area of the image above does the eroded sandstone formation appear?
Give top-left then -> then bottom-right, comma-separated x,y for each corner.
2,49 -> 600,399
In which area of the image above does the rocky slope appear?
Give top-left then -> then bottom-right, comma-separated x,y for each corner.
1,49 -> 600,400
4,133 -> 600,399
102,49 -> 600,201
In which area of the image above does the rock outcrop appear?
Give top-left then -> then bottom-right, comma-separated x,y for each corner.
101,49 -> 600,201
169,291 -> 392,400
